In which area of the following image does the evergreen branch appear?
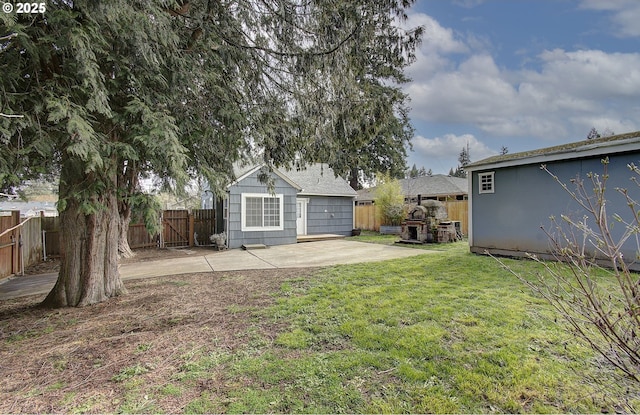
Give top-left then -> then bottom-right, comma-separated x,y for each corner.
220,25 -> 359,58
0,33 -> 18,42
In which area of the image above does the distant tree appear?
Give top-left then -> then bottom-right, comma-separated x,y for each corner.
448,167 -> 455,176
500,146 -> 509,155
408,164 -> 419,178
426,168 -> 433,177
459,143 -> 471,167
587,127 -> 601,140
418,166 -> 428,177
451,143 -> 471,178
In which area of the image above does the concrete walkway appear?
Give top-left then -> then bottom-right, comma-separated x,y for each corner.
0,240 -> 433,300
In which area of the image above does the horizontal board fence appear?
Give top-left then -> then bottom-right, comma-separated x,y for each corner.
354,201 -> 468,236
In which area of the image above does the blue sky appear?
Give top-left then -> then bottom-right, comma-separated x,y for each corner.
402,0 -> 640,174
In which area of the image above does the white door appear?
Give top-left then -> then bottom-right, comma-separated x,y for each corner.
296,198 -> 307,235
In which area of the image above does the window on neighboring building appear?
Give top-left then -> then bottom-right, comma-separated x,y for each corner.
478,172 -> 495,194
241,193 -> 284,231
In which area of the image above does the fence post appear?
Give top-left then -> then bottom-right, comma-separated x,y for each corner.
188,212 -> 195,247
11,211 -> 20,275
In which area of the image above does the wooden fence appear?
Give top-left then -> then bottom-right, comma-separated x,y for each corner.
21,215 -> 43,267
0,212 -> 20,279
42,216 -> 61,259
40,209 -> 217,256
193,209 -> 217,246
0,212 -> 44,279
355,200 -> 468,236
354,205 -> 378,233
128,223 -> 158,249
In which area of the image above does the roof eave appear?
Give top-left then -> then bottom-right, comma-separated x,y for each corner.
299,191 -> 357,197
467,137 -> 640,172
227,164 -> 303,191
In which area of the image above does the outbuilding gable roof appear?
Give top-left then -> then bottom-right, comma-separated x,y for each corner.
466,131 -> 640,172
229,162 -> 356,197
230,164 -> 302,191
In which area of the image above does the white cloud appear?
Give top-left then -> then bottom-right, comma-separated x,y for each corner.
579,0 -> 640,37
403,13 -> 468,77
406,13 -> 468,55
534,49 -> 640,99
406,45 -> 640,139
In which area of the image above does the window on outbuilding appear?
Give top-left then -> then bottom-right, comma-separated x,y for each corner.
241,193 -> 284,231
478,172 -> 495,194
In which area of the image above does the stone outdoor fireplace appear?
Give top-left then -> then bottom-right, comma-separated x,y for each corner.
400,205 -> 435,243
399,200 -> 460,244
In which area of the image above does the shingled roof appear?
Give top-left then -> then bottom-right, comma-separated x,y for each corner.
230,162 -> 356,197
357,174 -> 468,202
284,164 -> 357,197
466,130 -> 640,171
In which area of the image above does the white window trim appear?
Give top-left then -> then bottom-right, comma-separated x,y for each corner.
241,193 -> 284,231
478,172 -> 495,194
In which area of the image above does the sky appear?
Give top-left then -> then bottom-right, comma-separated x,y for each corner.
402,0 -> 640,174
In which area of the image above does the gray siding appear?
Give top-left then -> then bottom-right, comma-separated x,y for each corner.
305,196 -> 354,236
470,152 -> 640,260
227,171 -> 298,249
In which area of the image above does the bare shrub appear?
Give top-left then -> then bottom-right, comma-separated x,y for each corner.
493,158 -> 640,409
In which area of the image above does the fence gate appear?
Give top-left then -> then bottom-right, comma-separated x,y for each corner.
192,209 -> 216,246
162,210 -> 190,247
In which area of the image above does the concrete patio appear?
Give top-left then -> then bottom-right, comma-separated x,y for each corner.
0,240 -> 434,300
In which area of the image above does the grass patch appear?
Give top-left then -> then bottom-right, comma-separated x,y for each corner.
111,364 -> 151,383
226,243 -> 628,413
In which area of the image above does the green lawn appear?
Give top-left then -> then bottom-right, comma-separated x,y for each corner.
205,242 -> 629,413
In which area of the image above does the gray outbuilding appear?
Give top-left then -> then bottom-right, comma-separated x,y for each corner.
204,163 -> 357,249
465,131 -> 640,265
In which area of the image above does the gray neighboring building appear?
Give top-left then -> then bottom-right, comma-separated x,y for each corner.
465,131 -> 640,264
356,174 -> 468,205
205,163 -> 357,249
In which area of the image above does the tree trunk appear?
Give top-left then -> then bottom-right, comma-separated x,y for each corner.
42,159 -> 127,307
349,167 -> 360,191
118,203 -> 135,259
117,159 -> 138,259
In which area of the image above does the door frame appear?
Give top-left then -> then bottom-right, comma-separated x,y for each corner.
296,198 -> 309,236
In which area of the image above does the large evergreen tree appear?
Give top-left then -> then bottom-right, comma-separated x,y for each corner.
0,0 -> 422,306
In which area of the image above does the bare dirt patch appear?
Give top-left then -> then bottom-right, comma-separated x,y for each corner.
0,267 -> 311,413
